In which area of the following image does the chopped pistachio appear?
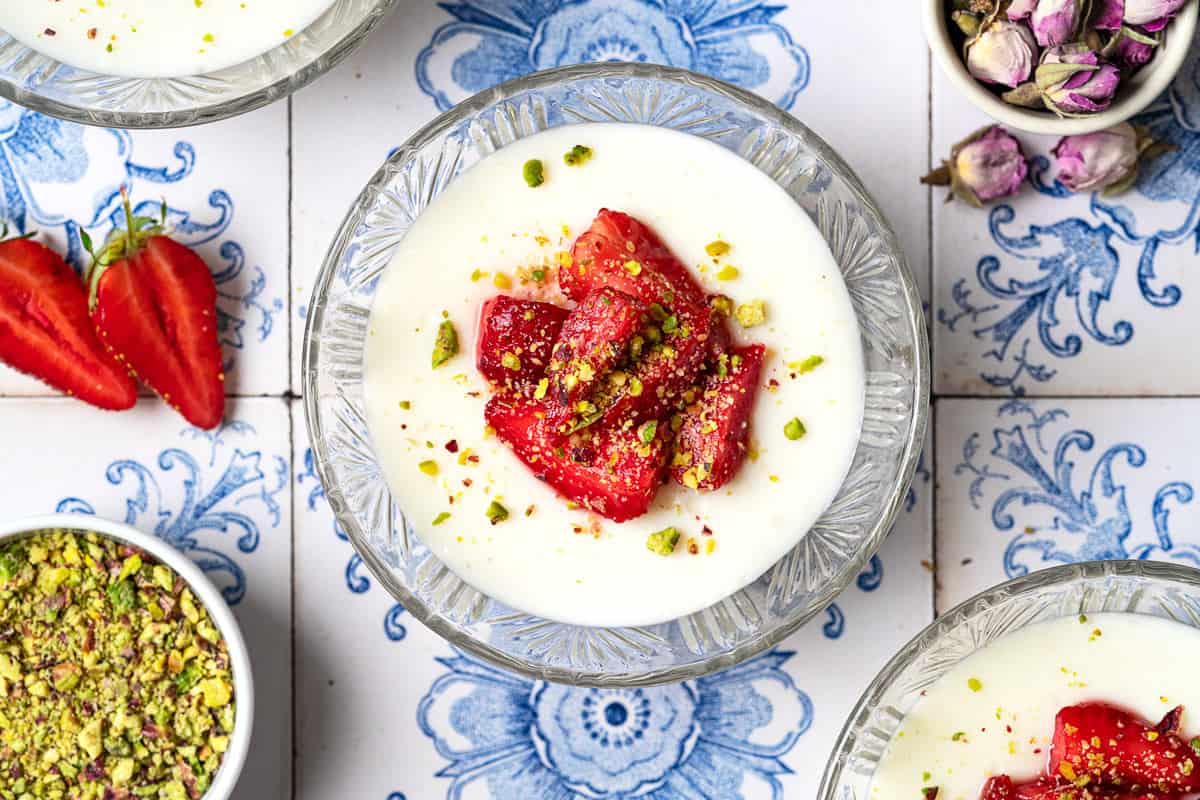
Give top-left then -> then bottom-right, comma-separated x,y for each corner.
107,579 -> 136,614
486,501 -> 510,525
784,418 -> 806,441
967,677 -> 983,692
418,459 -> 439,476
623,260 -> 642,276
793,355 -> 824,374
705,240 -> 731,257
534,377 -> 550,400
628,376 -> 644,397
710,294 -> 734,317
470,268 -> 486,282
646,527 -> 681,556
501,352 -> 522,371
661,314 -> 679,334
563,144 -> 593,166
493,271 -> 513,290
523,159 -> 545,188
735,299 -> 767,328
399,400 -> 411,410
432,319 -> 459,368
638,420 -> 658,445
715,265 -> 739,281
531,269 -> 546,282
432,512 -> 452,526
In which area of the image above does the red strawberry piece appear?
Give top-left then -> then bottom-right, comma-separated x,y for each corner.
87,195 -> 224,429
980,776 -> 1182,800
545,287 -> 645,413
1051,703 -> 1200,793
485,392 -> 669,522
476,295 -> 568,389
0,236 -> 136,410
565,209 -> 707,310
670,343 -> 765,491
705,297 -> 733,364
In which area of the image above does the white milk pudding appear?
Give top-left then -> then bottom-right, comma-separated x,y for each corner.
870,613 -> 1200,800
1,0 -> 336,78
363,123 -> 865,628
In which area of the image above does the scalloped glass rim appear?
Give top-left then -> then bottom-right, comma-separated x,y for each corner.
0,0 -> 396,129
303,62 -> 929,686
818,559 -> 1200,800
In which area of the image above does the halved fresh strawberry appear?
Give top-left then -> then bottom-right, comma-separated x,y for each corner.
0,235 -> 136,410
980,775 -> 1182,800
86,195 -> 224,430
670,343 -> 765,491
545,287 -> 645,413
476,295 -> 568,389
486,392 -> 668,522
1051,704 -> 1200,793
566,209 -> 707,310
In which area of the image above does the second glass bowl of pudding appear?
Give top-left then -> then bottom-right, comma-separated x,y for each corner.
304,62 -> 927,685
819,560 -> 1200,800
0,0 -> 396,128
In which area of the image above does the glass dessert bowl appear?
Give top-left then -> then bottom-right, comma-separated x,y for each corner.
0,0 -> 396,128
303,62 -> 928,686
818,559 -> 1200,800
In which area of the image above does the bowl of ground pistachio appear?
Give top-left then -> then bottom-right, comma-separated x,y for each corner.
0,514 -> 252,799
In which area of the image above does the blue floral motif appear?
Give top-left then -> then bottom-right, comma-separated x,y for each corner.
416,0 -> 810,112
418,646 -> 811,799
0,100 -> 280,372
297,448 -> 407,641
952,400 -> 1199,579
54,421 -> 287,605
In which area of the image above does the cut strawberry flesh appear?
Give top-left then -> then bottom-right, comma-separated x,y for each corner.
545,287 -> 644,413
476,295 -> 568,389
0,239 -> 136,410
980,776 -> 1183,800
1051,703 -> 1200,793
485,392 -> 668,522
670,343 -> 765,491
92,236 -> 224,429
566,209 -> 707,310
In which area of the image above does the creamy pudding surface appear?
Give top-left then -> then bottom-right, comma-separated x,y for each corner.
1,0 -> 335,78
362,123 -> 865,627
871,613 -> 1200,800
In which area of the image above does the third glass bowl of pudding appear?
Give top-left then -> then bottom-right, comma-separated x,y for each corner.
0,0 -> 396,127
819,560 -> 1200,800
304,63 -> 927,685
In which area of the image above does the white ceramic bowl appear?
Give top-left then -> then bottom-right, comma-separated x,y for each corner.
0,514 -> 254,799
925,0 -> 1198,135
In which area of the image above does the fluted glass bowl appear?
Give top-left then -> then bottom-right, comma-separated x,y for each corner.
303,62 -> 928,686
818,560 -> 1200,799
0,0 -> 396,128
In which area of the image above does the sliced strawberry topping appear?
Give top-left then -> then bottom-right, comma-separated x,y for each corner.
476,295 -> 568,389
545,287 -> 645,413
0,239 -> 136,410
486,392 -> 669,522
670,343 -> 765,491
1051,704 -> 1200,793
566,209 -> 706,310
91,236 -> 224,429
980,775 -> 1184,800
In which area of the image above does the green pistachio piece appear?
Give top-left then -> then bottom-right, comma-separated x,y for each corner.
646,527 -> 681,556
107,579 -> 136,614
523,159 -> 545,188
486,501 -> 510,525
784,418 -> 806,441
563,145 -> 593,166
432,319 -> 459,368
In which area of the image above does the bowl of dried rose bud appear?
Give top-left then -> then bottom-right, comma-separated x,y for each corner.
0,514 -> 252,800
926,0 -> 1199,135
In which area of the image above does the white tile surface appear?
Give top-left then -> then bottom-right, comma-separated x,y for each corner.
0,397 -> 293,799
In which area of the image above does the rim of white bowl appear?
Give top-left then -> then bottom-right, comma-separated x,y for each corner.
924,0 -> 1199,136
0,513 -> 254,799
816,558 -> 1200,799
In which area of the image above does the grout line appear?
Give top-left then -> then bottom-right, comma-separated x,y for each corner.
286,95 -> 298,800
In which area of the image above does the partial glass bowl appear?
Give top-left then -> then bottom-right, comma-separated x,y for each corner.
818,559 -> 1200,800
0,0 -> 396,128
303,62 -> 928,686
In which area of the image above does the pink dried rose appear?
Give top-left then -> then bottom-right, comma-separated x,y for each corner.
1093,0 -> 1191,29
1054,122 -> 1174,193
966,19 -> 1040,88
1037,45 -> 1122,115
1006,0 -> 1086,47
921,125 -> 1029,207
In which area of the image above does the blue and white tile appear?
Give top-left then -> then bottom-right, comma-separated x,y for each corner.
0,102 -> 289,397
290,0 -> 931,392
935,397 -> 1200,613
294,394 -> 932,799
932,36 -> 1200,397
0,397 -> 293,799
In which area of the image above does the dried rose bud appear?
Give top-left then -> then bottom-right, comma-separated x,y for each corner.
1093,0 -> 1127,28
966,20 -> 1039,88
1006,0 -> 1085,46
1054,123 -> 1174,194
1106,25 -> 1160,69
1122,0 -> 1190,28
1036,45 -> 1122,115
1007,0 -> 1039,18
921,125 -> 1029,207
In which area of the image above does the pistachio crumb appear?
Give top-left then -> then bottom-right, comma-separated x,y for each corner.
734,299 -> 767,328
623,260 -> 642,276
563,145 -> 593,166
432,319 -> 459,368
523,159 -> 545,188
967,677 -> 983,692
705,240 -> 731,257
432,512 -> 451,526
715,265 -> 739,281
418,460 -> 439,477
784,417 -> 806,441
646,527 -> 681,556
486,501 -> 509,525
